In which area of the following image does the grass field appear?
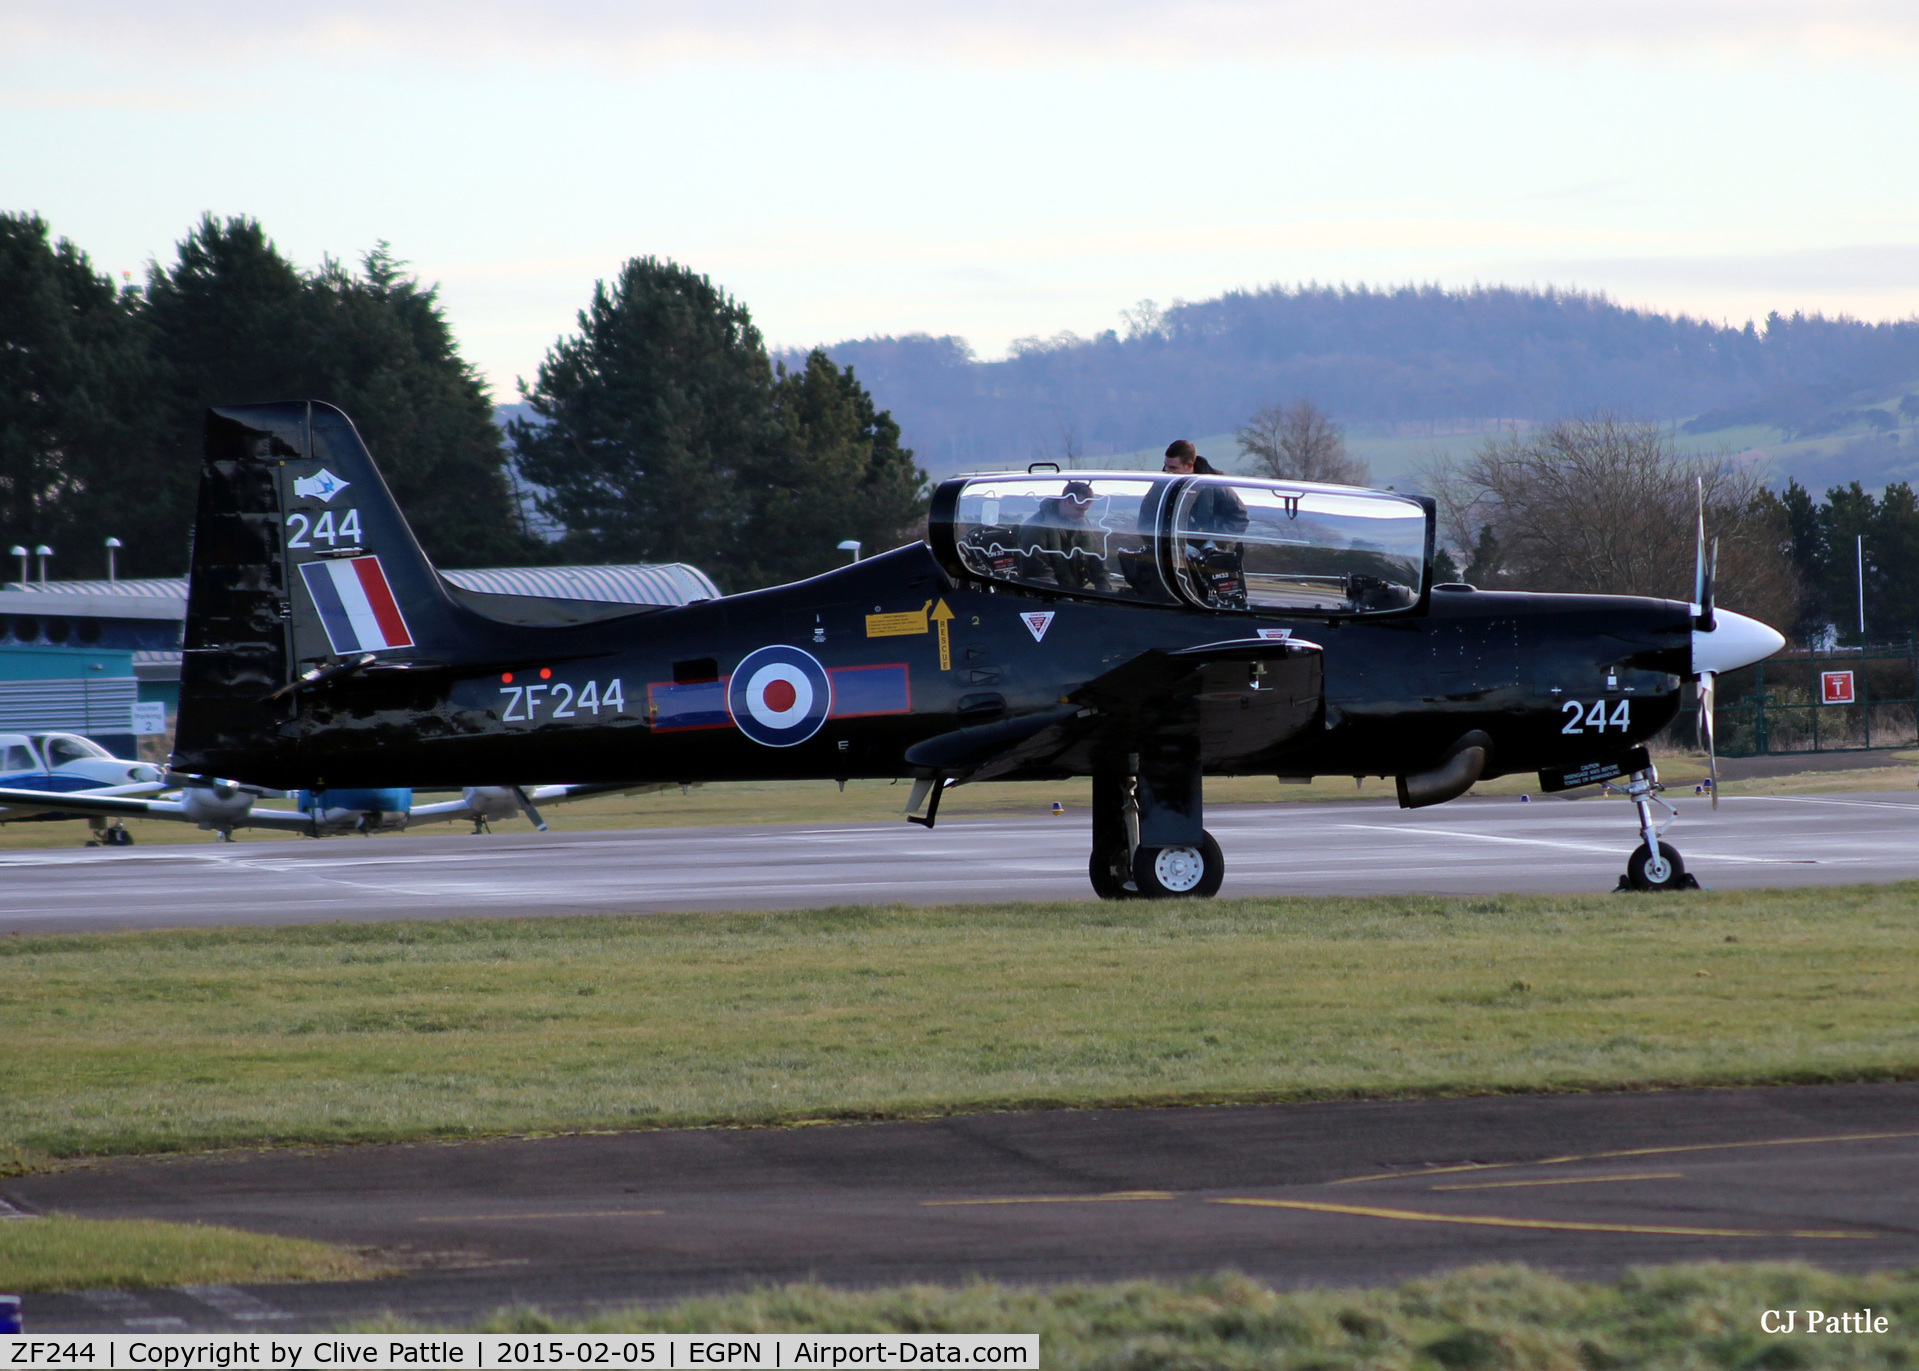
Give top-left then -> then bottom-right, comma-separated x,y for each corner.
418,1263 -> 1919,1368
0,1215 -> 377,1292
0,749 -> 1910,851
4,883 -> 1916,1170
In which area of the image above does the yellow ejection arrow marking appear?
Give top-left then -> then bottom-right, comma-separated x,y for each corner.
930,599 -> 955,670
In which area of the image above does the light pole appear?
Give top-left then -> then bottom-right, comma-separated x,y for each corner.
837,539 -> 862,563
1857,535 -> 1866,640
9,546 -> 24,585
105,537 -> 122,582
33,545 -> 51,585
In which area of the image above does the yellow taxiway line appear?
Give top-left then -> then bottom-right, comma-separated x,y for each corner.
1329,1130 -> 1919,1185
922,1190 -> 1176,1207
1210,1196 -> 1875,1239
418,1210 -> 665,1222
1431,1171 -> 1682,1191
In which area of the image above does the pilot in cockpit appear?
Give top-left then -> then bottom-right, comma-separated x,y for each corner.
1162,441 -> 1248,536
1163,440 -> 1250,607
1019,480 -> 1112,593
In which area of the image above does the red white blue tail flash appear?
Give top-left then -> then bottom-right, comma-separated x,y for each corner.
727,645 -> 832,746
299,555 -> 416,654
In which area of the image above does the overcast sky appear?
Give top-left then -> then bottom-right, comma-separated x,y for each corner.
5,1 -> 1915,396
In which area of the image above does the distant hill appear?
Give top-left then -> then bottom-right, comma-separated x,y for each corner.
772,286 -> 1919,482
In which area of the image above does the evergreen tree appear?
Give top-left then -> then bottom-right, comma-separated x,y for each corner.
1778,478 -> 1825,635
513,266 -> 927,590
1463,525 -> 1502,585
731,350 -> 927,587
1868,482 -> 1919,635
1817,481 -> 1877,640
511,258 -> 779,583
518,257 -> 779,576
143,216 -> 535,572
0,214 -> 157,575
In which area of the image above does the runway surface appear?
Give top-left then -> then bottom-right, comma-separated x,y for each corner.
14,1083 -> 1919,1330
3,790 -> 1918,932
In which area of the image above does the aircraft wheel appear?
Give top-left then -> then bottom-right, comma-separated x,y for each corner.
1088,843 -> 1138,900
1131,831 -> 1224,899
1627,841 -> 1687,892
107,826 -> 134,847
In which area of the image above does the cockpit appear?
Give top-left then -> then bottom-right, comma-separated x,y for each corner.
929,471 -> 1432,616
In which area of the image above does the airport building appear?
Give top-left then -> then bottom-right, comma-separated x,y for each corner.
0,562 -> 719,755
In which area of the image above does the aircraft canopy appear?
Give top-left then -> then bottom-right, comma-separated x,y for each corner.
935,471 -> 1430,615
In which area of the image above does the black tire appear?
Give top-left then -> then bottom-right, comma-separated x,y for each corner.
1627,841 -> 1686,892
108,827 -> 134,847
1089,843 -> 1137,900
1132,831 -> 1225,899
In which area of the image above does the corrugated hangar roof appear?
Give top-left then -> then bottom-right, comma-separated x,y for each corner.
14,563 -> 720,609
21,578 -> 190,599
440,563 -> 720,605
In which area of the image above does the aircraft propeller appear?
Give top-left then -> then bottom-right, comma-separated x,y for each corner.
1693,479 -> 1720,809
512,784 -> 549,832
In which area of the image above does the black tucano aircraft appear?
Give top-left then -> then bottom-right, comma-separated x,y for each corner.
174,401 -> 1783,897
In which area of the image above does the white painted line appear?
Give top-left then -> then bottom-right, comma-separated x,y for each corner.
183,1285 -> 293,1322
1337,823 -> 1817,864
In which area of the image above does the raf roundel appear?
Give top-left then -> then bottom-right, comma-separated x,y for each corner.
727,645 -> 833,747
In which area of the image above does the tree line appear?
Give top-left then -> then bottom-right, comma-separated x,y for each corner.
0,214 -> 925,590
805,286 -> 1919,479
1415,412 -> 1919,646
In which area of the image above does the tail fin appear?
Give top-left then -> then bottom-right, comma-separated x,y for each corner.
173,401 -> 466,776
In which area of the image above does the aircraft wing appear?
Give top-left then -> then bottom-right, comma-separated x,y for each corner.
901,637 -> 1325,788
404,781 -> 675,826
1072,636 -> 1322,714
0,786 -> 185,821
0,787 -> 323,833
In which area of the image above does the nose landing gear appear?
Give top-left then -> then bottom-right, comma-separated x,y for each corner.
1613,764 -> 1700,891
1089,757 -> 1225,899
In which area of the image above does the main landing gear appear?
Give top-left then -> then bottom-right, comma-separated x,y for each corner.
85,821 -> 134,848
1613,764 -> 1699,892
1089,758 -> 1225,899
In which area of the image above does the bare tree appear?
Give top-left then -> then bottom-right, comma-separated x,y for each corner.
1236,400 -> 1369,485
1421,415 -> 1798,629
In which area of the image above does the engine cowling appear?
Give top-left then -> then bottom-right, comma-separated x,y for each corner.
180,783 -> 257,830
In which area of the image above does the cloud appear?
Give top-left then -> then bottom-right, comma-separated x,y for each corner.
6,0 -> 1917,64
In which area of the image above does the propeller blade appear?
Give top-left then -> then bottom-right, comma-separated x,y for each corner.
1698,670 -> 1718,810
1693,479 -> 1716,631
511,784 -> 548,832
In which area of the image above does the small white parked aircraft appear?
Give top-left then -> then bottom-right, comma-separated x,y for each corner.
0,735 -> 651,843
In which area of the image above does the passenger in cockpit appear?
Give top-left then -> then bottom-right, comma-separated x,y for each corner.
1019,480 -> 1112,593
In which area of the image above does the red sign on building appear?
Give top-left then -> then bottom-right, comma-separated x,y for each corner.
1821,670 -> 1856,705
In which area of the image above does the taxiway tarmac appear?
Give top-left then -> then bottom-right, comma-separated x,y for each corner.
14,1083 -> 1919,1330
1,791 -> 1917,933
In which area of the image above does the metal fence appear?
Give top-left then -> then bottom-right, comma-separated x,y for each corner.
1664,641 -> 1919,756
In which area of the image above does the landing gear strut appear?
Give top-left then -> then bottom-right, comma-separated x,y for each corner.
1613,764 -> 1698,892
1090,756 -> 1225,899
